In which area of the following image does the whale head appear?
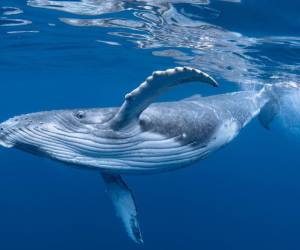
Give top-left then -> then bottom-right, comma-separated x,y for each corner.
0,108 -> 118,159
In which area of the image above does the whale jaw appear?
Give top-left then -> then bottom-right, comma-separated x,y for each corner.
0,134 -> 15,148
0,141 -> 14,148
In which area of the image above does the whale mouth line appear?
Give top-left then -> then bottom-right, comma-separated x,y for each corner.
0,131 -> 16,148
0,140 -> 14,148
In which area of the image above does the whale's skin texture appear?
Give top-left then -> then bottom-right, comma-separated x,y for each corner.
0,90 -> 264,174
1,67 -> 297,244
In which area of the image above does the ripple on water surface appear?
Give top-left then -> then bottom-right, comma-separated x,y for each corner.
0,0 -> 299,87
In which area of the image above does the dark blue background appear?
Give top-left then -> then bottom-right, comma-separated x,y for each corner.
1,1 -> 300,249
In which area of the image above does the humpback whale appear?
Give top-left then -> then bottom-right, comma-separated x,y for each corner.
0,67 -> 298,243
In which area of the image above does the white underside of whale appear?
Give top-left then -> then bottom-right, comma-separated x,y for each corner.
6,116 -> 239,174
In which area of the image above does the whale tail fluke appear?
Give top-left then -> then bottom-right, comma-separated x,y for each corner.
258,82 -> 300,129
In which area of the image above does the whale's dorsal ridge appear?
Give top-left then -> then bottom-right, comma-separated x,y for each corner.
109,67 -> 218,129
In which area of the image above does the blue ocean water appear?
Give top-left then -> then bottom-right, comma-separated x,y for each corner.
0,0 -> 300,249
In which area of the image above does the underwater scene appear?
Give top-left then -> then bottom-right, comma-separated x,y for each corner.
0,0 -> 300,249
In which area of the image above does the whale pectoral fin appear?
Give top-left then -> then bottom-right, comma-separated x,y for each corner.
101,172 -> 143,244
110,67 -> 218,129
258,99 -> 280,130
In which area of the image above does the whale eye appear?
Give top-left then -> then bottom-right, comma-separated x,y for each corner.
75,110 -> 86,119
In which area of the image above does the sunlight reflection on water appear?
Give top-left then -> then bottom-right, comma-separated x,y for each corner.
22,0 -> 299,85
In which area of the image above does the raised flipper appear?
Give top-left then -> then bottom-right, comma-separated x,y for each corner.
101,172 -> 143,244
110,67 -> 218,129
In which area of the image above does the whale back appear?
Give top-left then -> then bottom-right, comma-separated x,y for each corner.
200,90 -> 262,127
140,90 -> 261,146
140,101 -> 221,146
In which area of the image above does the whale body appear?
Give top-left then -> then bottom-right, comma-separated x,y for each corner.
0,67 -> 297,243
